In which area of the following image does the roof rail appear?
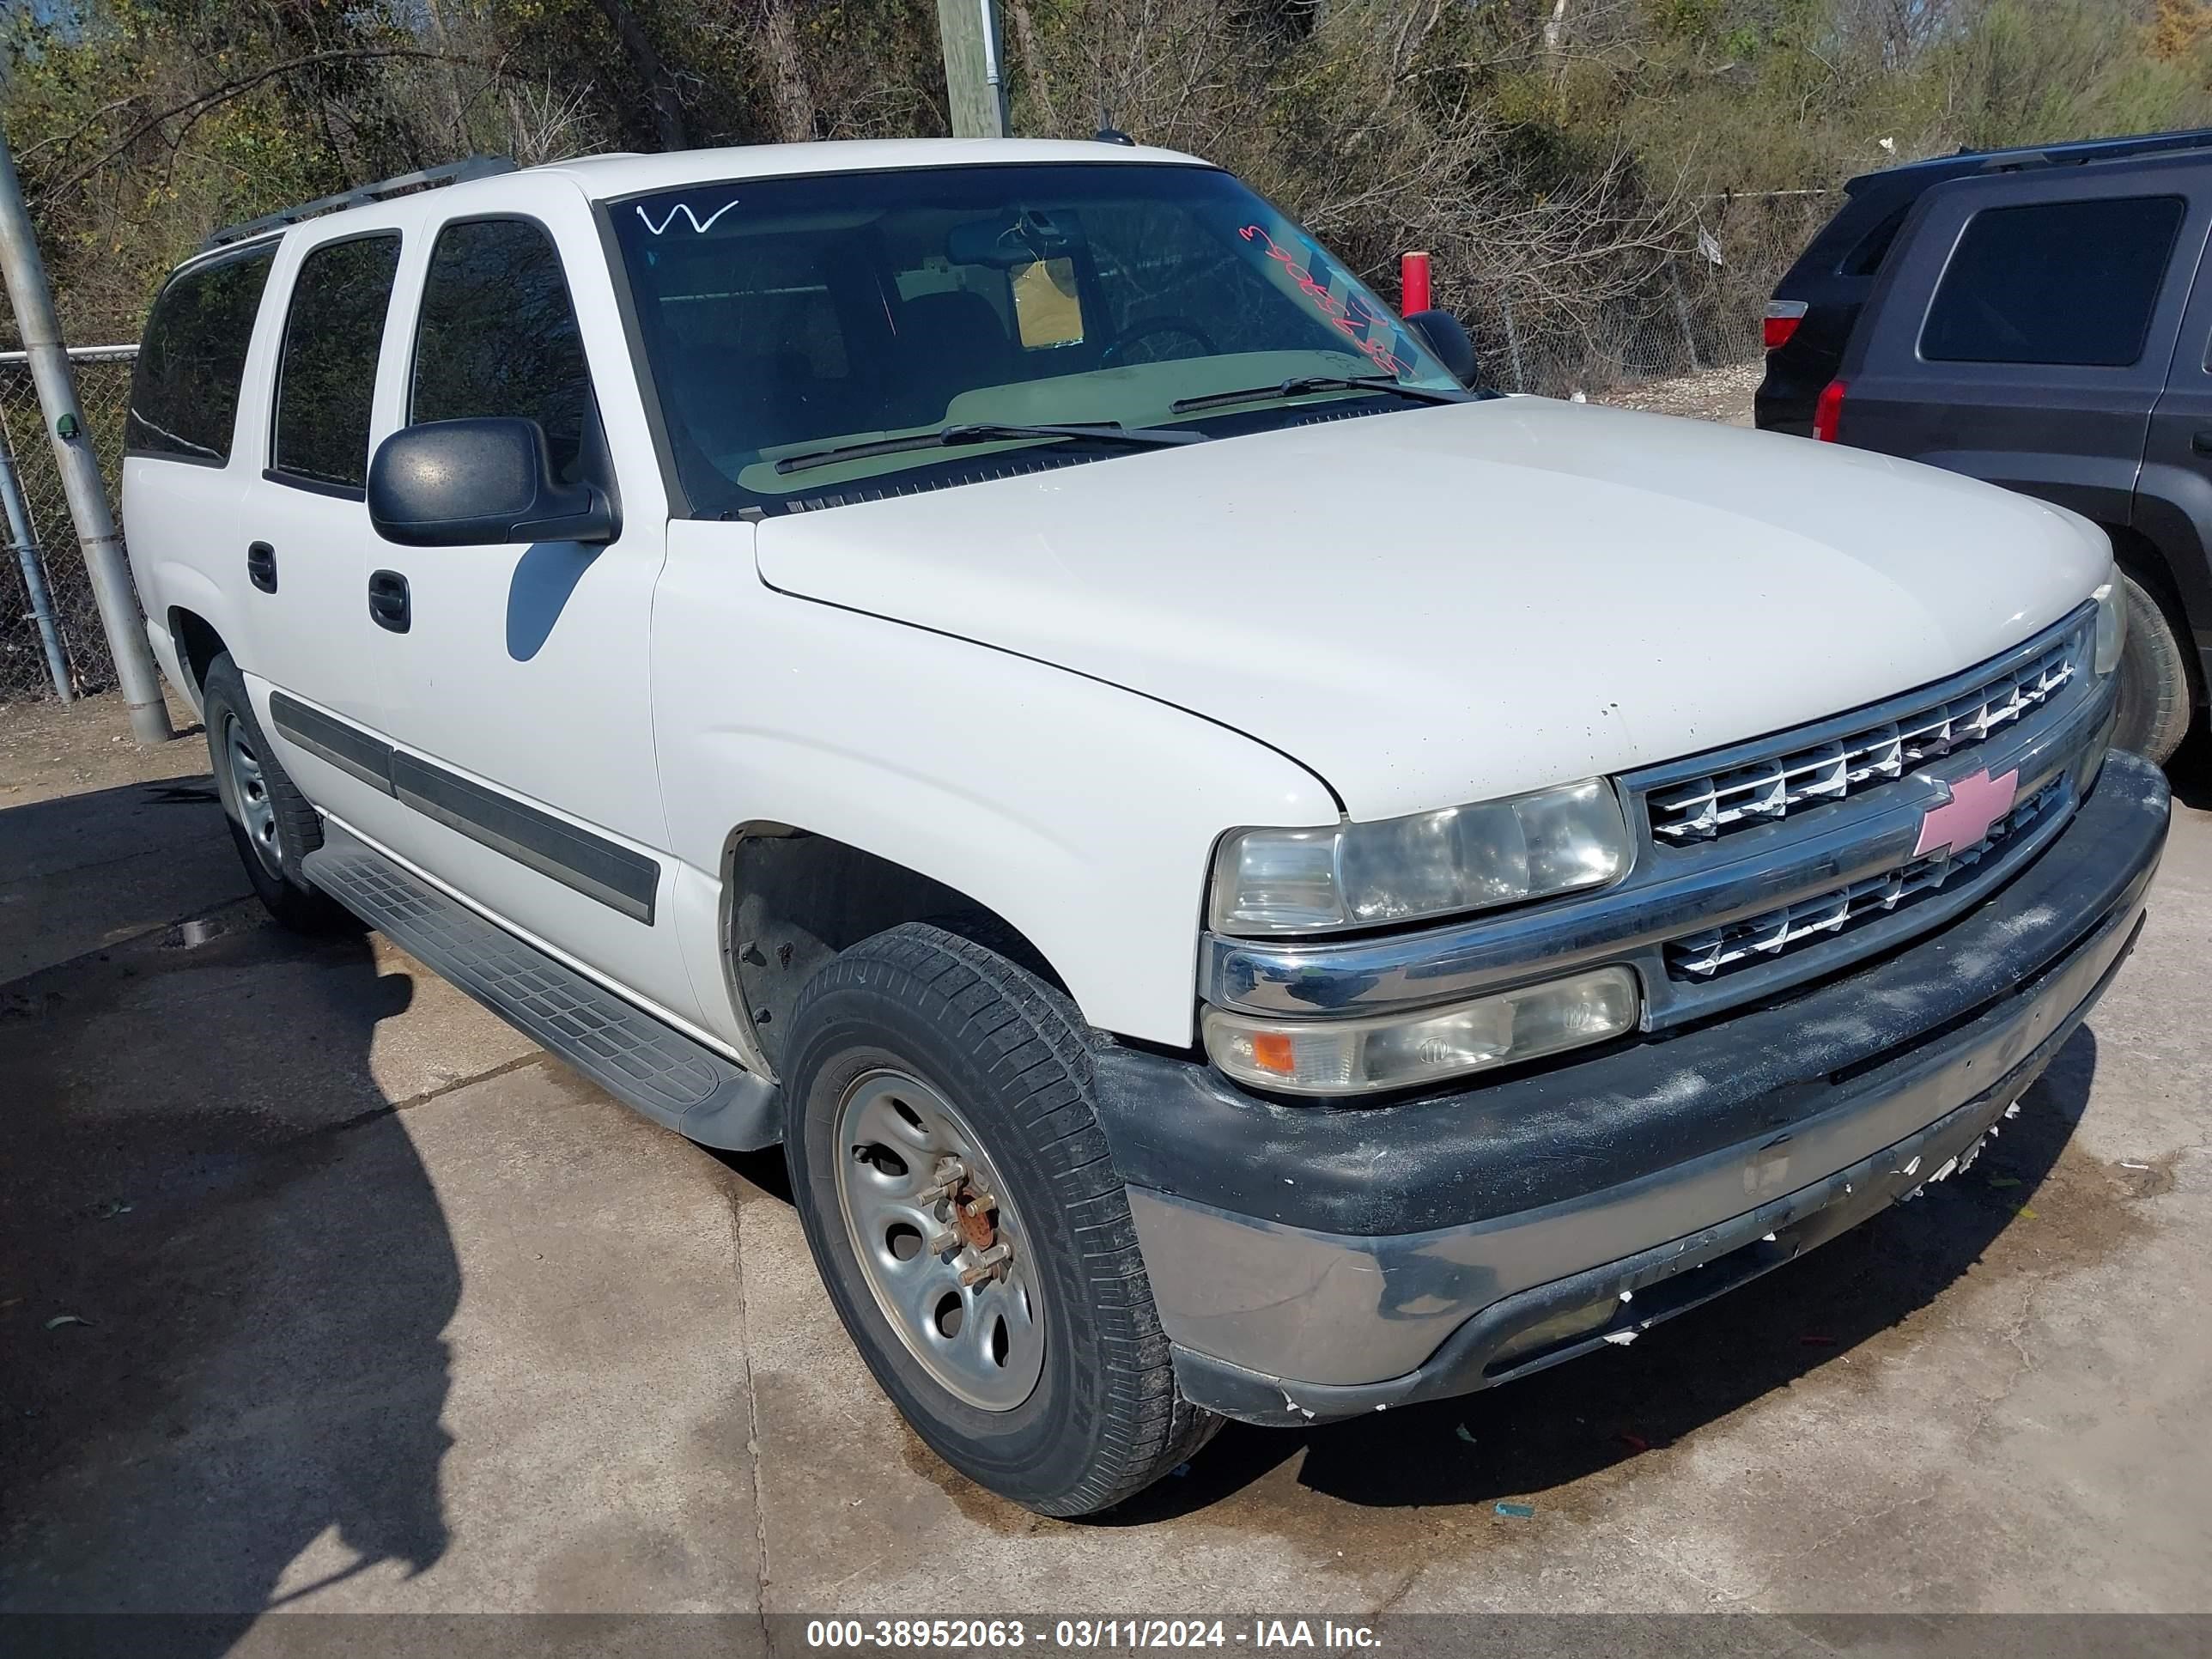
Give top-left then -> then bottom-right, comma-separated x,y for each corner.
201,155 -> 518,251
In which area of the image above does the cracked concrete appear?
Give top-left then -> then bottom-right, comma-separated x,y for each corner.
2,691 -> 2209,1632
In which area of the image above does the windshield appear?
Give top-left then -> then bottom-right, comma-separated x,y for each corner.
607,162 -> 1464,514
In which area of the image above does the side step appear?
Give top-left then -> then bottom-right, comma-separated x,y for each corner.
303,824 -> 780,1151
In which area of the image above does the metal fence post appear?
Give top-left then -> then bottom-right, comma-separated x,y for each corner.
0,437 -> 70,700
1669,267 -> 1703,375
0,125 -> 173,742
1499,295 -> 1528,392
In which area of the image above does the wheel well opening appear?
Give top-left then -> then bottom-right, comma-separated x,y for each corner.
726,829 -> 1063,1074
169,608 -> 227,697
2100,523 -> 2189,617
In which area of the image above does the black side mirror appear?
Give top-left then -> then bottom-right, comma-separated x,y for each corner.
1404,308 -> 1480,388
368,417 -> 617,548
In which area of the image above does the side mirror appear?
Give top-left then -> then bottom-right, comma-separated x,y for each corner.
368,417 -> 617,547
1404,308 -> 1480,389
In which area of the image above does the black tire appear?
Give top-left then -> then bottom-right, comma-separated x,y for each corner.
201,653 -> 349,932
2112,568 -> 2199,768
783,922 -> 1219,1516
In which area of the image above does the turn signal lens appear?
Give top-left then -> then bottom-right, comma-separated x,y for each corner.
2092,569 -> 2126,677
1202,966 -> 1641,1097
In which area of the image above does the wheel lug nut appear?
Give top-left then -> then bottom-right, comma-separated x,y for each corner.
959,1242 -> 1011,1286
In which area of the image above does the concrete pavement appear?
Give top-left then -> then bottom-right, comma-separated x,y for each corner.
3,692 -> 2209,1633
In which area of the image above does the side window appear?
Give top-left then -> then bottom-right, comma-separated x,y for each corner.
271,234 -> 403,491
127,246 -> 276,464
410,218 -> 592,478
1921,196 -> 2185,367
1839,201 -> 1910,277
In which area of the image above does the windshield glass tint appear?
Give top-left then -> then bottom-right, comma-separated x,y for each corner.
608,163 -> 1456,514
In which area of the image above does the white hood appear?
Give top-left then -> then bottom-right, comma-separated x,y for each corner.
755,397 -> 2109,821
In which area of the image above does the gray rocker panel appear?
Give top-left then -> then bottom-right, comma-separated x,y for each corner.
303,823 -> 778,1150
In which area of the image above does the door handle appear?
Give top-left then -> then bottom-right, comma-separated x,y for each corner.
246,541 -> 276,593
2193,431 -> 2212,455
368,569 -> 410,634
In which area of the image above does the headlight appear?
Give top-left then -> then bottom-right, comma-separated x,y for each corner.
1202,965 -> 1641,1095
2092,568 -> 2126,677
1209,778 -> 1631,936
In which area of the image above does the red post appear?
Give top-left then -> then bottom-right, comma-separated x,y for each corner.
1400,250 -> 1432,315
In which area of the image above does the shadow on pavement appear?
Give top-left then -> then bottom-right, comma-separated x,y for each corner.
1105,1025 -> 2100,1522
0,776 -> 249,982
0,776 -> 459,1644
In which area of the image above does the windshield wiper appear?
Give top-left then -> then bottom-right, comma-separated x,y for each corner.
774,421 -> 1202,476
1170,375 -> 1470,416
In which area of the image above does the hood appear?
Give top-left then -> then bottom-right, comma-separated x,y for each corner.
754,397 -> 2110,821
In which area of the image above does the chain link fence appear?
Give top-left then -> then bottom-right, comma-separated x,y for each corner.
0,346 -> 135,706
1455,193 -> 1831,398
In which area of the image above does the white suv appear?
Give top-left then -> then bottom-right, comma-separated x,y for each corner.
122,139 -> 2169,1516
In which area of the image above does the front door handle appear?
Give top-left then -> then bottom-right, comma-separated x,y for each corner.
246,541 -> 276,593
368,569 -> 410,634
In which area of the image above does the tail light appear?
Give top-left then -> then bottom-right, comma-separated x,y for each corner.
1763,300 -> 1808,351
1813,379 -> 1848,443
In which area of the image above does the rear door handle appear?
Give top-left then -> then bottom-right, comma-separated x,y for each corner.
246,541 -> 276,593
368,569 -> 410,634
2192,431 -> 2212,455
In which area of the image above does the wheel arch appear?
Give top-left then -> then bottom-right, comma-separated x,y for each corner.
719,821 -> 1071,1078
2127,465 -> 2212,643
167,605 -> 229,699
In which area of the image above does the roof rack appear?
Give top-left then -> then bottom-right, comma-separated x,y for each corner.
201,155 -> 518,251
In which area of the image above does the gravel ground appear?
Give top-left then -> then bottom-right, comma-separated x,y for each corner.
1599,360 -> 1765,426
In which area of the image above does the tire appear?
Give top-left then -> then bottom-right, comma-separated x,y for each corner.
2112,568 -> 2199,768
202,653 -> 348,932
782,922 -> 1219,1516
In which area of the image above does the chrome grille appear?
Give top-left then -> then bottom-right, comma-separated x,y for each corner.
1648,636 -> 2077,844
1665,780 -> 2065,981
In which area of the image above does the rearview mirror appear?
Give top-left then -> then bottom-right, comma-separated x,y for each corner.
945,210 -> 1089,270
1404,308 -> 1480,389
368,417 -> 617,548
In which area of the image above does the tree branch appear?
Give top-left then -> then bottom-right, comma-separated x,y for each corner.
36,48 -> 495,202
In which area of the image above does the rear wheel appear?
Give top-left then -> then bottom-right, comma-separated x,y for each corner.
782,923 -> 1218,1516
202,653 -> 348,932
2112,568 -> 2199,767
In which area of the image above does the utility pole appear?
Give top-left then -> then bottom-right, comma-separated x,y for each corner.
0,125 -> 173,743
938,0 -> 1009,138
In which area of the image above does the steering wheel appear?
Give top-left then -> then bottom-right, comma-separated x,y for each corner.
1102,317 -> 1219,366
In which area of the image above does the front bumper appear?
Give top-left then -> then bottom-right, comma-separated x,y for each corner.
1093,750 -> 2170,1426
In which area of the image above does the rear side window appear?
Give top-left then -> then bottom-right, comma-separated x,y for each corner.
410,218 -> 592,480
1840,201 -> 1911,277
127,246 -> 275,464
1921,196 -> 2185,367
271,234 -> 403,492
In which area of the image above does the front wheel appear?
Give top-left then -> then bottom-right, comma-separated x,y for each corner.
782,923 -> 1218,1516
2112,568 -> 2200,767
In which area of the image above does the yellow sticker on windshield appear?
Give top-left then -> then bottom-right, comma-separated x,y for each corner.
1012,258 -> 1085,348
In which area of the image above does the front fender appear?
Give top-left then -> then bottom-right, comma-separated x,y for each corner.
653,520 -> 1340,1049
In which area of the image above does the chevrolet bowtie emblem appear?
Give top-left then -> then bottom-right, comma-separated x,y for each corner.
1914,767 -> 2020,858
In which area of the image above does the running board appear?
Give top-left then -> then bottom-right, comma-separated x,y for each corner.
303,824 -> 780,1151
